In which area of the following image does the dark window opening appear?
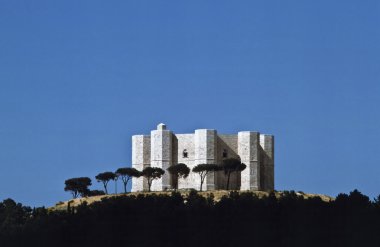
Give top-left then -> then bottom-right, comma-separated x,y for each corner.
183,149 -> 188,158
222,149 -> 228,158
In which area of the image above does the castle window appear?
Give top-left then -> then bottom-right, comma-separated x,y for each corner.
183,149 -> 188,158
223,149 -> 228,158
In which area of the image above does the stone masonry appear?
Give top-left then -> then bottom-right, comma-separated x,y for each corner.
131,123 -> 274,192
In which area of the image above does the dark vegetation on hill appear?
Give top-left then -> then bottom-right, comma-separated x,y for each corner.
1,190 -> 380,247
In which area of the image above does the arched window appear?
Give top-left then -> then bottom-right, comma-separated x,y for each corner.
183,149 -> 188,158
223,149 -> 228,158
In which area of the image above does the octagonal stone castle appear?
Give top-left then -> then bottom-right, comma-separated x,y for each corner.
131,123 -> 274,192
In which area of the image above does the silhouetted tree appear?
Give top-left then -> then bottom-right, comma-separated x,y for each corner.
115,167 -> 141,193
64,177 -> 92,198
374,194 -> 380,209
141,167 -> 165,192
95,172 -> 116,194
192,164 -> 220,191
167,163 -> 190,191
221,158 -> 247,190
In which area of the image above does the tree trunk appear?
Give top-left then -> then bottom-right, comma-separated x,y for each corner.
226,172 -> 231,190
103,183 -> 108,194
123,177 -> 130,193
123,183 -> 127,193
172,175 -> 178,191
200,174 -> 206,192
148,179 -> 152,192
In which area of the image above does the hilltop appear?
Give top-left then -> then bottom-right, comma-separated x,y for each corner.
2,189 -> 377,247
52,190 -> 333,211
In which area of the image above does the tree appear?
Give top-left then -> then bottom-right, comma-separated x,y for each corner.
95,172 -> 116,194
167,163 -> 190,191
192,164 -> 220,191
64,177 -> 92,198
221,158 -> 247,190
115,167 -> 141,193
375,194 -> 380,208
141,167 -> 165,192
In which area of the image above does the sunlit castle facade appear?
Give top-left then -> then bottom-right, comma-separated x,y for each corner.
131,123 -> 274,192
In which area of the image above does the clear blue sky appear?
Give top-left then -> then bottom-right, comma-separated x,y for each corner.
0,1 -> 379,207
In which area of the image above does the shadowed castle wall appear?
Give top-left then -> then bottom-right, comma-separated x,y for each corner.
217,135 -> 239,190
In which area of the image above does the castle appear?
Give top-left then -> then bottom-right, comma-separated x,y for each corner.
131,124 -> 274,192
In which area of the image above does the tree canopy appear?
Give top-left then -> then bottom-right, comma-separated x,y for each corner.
221,158 -> 247,190
167,163 -> 190,190
115,167 -> 141,193
95,172 -> 116,194
64,177 -> 92,198
141,167 -> 165,192
192,164 -> 221,191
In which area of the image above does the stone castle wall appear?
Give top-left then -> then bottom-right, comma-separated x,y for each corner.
131,124 -> 275,192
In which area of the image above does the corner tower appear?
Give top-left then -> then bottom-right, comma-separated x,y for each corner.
131,134 -> 151,192
260,134 -> 275,191
194,129 -> 217,190
150,123 -> 173,191
238,131 -> 261,190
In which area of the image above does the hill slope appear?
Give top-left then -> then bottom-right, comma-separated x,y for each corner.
52,190 -> 333,211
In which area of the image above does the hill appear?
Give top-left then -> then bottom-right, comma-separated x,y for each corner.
52,190 -> 333,211
1,189 -> 379,247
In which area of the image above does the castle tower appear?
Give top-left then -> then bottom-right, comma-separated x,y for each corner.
194,129 -> 217,191
131,135 -> 151,192
238,131 -> 261,190
150,123 -> 173,191
260,134 -> 275,190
